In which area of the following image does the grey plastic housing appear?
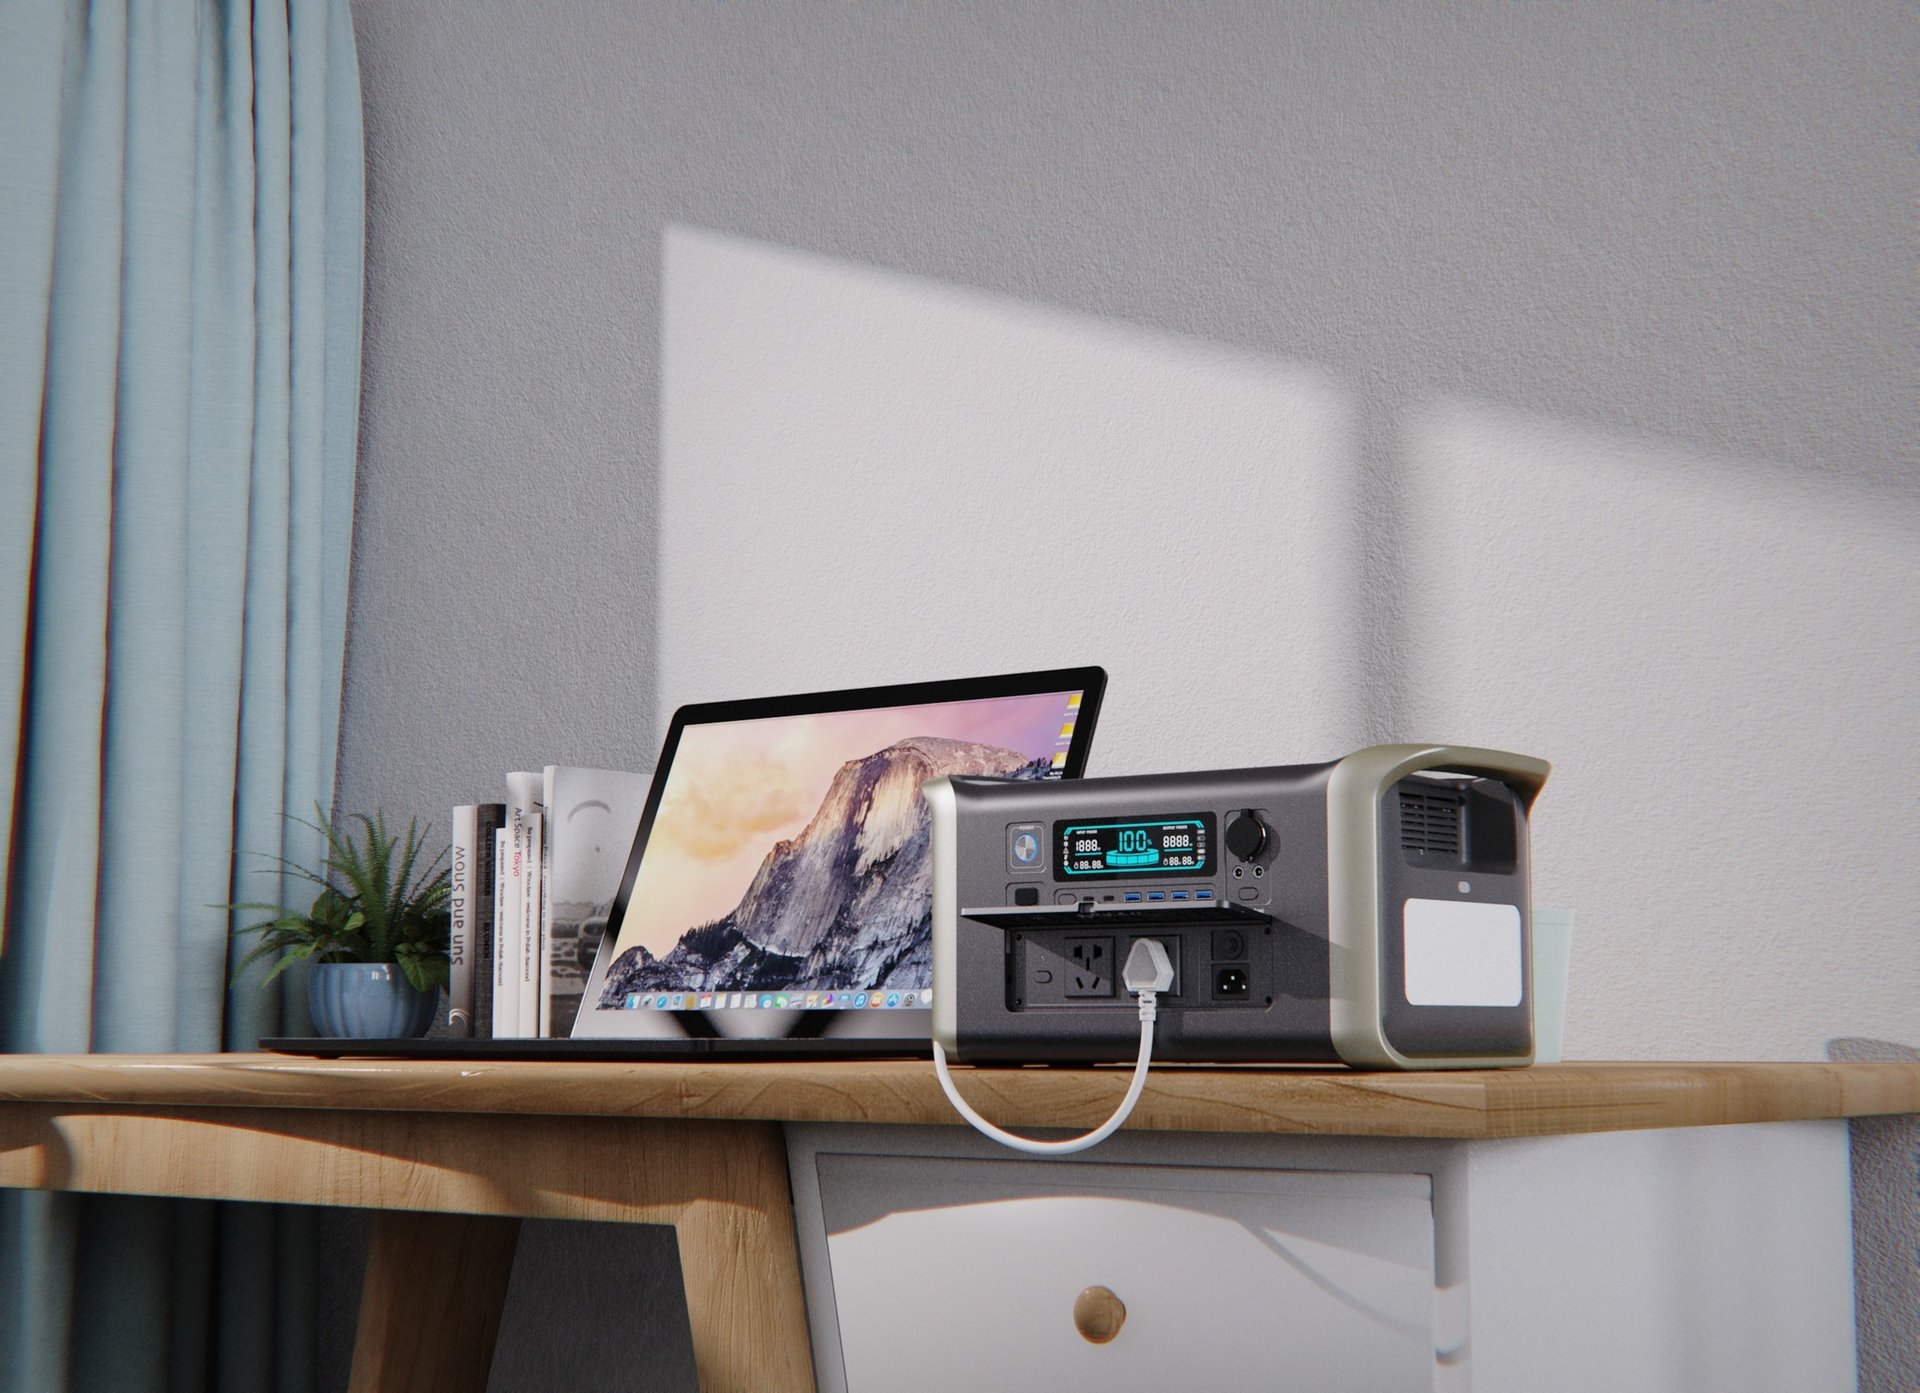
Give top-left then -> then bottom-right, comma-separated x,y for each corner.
926,743 -> 1548,1070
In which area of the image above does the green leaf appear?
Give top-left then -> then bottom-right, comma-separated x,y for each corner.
226,804 -> 458,990
231,938 -> 286,981
261,960 -> 302,986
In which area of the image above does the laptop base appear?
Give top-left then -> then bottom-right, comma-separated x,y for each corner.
260,1035 -> 929,1062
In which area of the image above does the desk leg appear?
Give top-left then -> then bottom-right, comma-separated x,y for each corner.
349,1210 -> 521,1392
675,1121 -> 816,1393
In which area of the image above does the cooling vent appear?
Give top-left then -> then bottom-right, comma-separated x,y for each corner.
1398,786 -> 1464,856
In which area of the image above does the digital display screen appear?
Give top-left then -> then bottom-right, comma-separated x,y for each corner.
1055,813 -> 1214,879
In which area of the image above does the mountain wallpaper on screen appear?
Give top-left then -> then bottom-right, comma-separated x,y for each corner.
599,736 -> 1046,1001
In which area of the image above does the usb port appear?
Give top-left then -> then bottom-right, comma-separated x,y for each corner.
1123,892 -> 1143,902
1171,891 -> 1189,901
1196,889 -> 1213,900
1147,891 -> 1166,902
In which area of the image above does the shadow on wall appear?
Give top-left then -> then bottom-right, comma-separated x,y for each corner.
657,225 -> 1918,1063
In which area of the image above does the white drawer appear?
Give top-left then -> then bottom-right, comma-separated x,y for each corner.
815,1154 -> 1436,1392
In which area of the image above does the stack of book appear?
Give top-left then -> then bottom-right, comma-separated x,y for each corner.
447,765 -> 651,1038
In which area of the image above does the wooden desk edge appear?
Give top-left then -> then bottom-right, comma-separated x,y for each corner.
0,1055 -> 1914,1140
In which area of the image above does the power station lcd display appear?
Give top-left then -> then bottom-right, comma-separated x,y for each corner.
1055,814 -> 1214,879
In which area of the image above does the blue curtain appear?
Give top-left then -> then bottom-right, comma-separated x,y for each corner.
0,1 -> 363,1388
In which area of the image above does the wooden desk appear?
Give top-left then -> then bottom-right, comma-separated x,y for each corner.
1,1055 -> 1914,1391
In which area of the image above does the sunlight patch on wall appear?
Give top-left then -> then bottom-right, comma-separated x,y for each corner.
660,226 -> 1360,774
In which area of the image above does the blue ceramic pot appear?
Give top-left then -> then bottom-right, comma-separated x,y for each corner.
308,962 -> 438,1039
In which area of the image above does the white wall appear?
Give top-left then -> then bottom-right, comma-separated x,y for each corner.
339,0 -> 1916,1062
662,231 -> 1918,1062
661,228 -> 1360,769
1397,402 -> 1918,1059
339,5 -> 1919,911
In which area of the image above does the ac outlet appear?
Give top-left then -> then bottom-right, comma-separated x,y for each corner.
1066,936 -> 1115,997
1212,964 -> 1251,1000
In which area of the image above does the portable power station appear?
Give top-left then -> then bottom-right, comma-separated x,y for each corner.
925,744 -> 1549,1070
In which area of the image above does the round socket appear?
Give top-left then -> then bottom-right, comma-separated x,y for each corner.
1212,929 -> 1247,960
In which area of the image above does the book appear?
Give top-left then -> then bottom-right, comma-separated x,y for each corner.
491,827 -> 511,1036
537,805 -> 554,1037
469,803 -> 504,1037
539,765 -> 654,1036
448,806 -> 477,1037
520,809 -> 543,1035
504,771 -> 542,1038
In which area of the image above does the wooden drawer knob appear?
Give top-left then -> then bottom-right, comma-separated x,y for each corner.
1073,1285 -> 1127,1344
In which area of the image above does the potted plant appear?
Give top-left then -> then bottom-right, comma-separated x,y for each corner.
231,808 -> 451,1039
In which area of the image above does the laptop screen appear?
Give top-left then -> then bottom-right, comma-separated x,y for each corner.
572,670 -> 1104,1039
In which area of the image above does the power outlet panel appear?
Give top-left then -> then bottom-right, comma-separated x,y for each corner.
1011,931 -> 1188,1007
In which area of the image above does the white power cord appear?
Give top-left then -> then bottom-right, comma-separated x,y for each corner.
932,938 -> 1174,1156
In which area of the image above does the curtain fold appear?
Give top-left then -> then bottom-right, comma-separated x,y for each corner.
0,2 -> 364,1389
0,0 -> 70,971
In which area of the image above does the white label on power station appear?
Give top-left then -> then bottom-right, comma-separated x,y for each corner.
1402,899 -> 1523,1007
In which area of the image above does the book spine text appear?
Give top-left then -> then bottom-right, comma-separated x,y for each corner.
448,805 -> 477,1037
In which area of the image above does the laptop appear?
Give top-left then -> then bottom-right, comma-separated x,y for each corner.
265,666 -> 1106,1060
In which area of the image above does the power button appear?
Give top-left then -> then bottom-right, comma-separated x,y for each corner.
1007,823 -> 1044,873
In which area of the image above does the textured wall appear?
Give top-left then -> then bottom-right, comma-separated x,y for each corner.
339,0 -> 1916,835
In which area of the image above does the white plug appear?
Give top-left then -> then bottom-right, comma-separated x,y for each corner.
1123,938 -> 1175,996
